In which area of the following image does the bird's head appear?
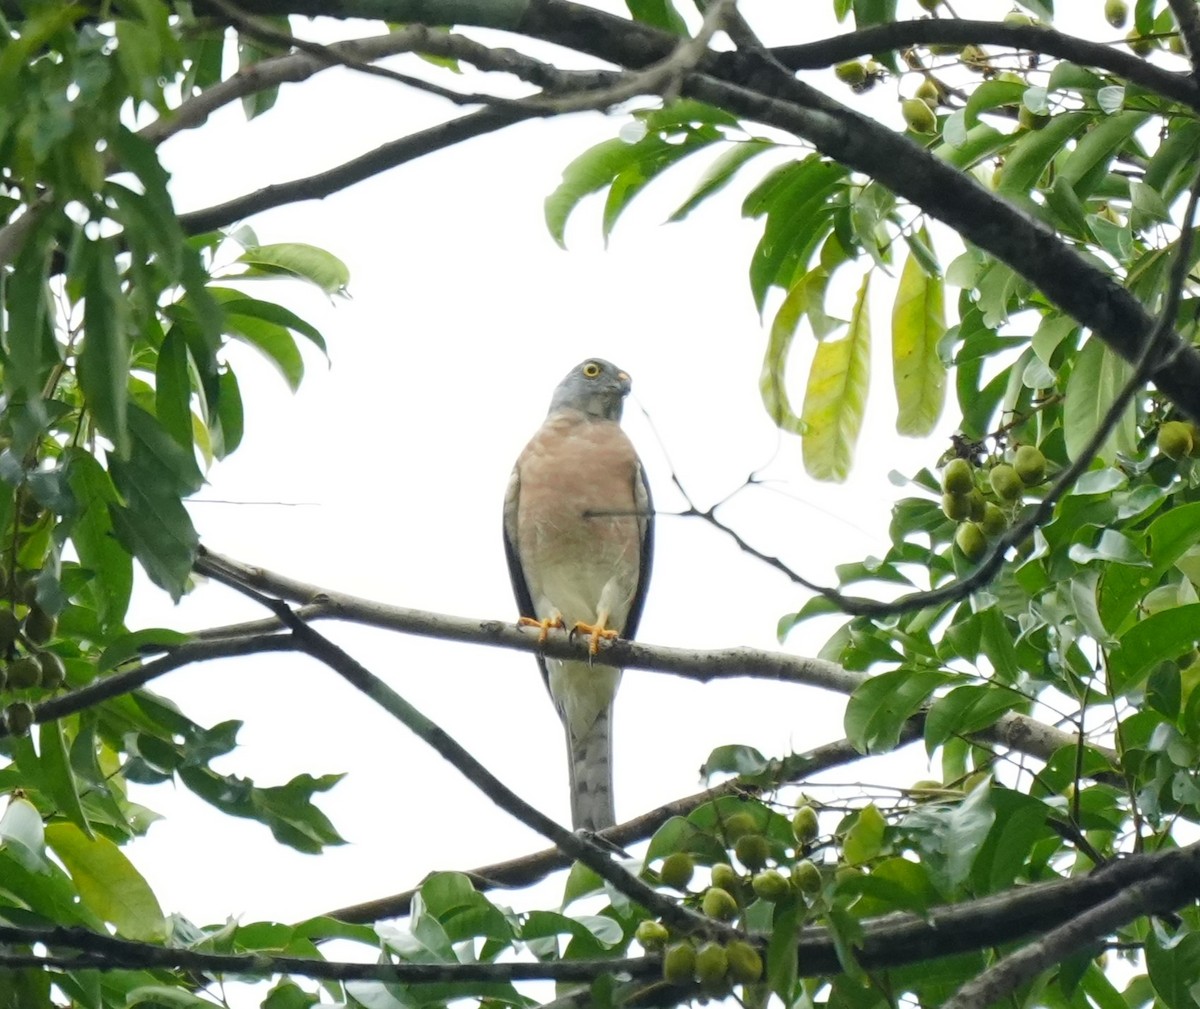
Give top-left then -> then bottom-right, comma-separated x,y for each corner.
548,358 -> 632,421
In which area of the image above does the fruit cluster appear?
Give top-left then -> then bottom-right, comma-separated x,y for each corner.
940,446 -> 1047,562
0,570 -> 64,736
642,805 -> 825,994
1156,420 -> 1200,461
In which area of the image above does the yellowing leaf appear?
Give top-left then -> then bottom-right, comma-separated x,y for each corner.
45,822 -> 165,941
801,274 -> 871,481
892,238 -> 947,436
759,278 -> 809,435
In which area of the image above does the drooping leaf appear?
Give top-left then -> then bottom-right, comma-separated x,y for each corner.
1062,337 -> 1138,464
800,273 -> 871,480
236,242 -> 350,296
892,236 -> 946,436
845,668 -> 955,754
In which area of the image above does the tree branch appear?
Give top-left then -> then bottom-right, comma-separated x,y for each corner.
192,548 -> 1111,773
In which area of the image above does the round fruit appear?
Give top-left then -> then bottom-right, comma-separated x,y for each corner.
1105,0 -> 1129,29
701,886 -> 739,921
635,919 -> 670,950
7,656 -> 40,689
942,492 -> 970,521
911,779 -> 945,802
751,869 -> 791,902
942,458 -> 974,495
722,812 -> 758,842
962,45 -> 990,72
662,941 -> 696,984
834,61 -> 867,86
989,463 -> 1024,502
791,859 -> 822,894
694,941 -> 730,993
1158,421 -> 1193,460
23,606 -> 55,646
734,833 -> 770,871
0,609 -> 20,649
966,489 -> 987,521
1013,445 -> 1047,485
659,852 -> 695,890
916,77 -> 940,108
792,804 -> 819,844
955,521 -> 987,562
4,701 -> 34,736
35,652 -> 65,690
1017,104 -> 1050,130
711,862 -> 739,892
835,864 -> 864,884
1127,29 -> 1154,55
726,940 -> 764,984
917,0 -> 941,10
980,502 -> 1007,538
1002,11 -> 1035,25
901,97 -> 937,134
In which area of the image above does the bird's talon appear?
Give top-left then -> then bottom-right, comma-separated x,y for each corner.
571,621 -> 619,655
518,615 -> 564,644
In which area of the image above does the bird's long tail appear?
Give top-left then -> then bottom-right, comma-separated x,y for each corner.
566,705 -> 615,831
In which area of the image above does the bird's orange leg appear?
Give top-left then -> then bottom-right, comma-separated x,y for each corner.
570,613 -> 619,655
518,613 -> 565,644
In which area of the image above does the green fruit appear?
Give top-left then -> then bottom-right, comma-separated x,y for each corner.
941,458 -> 974,496
791,859 -> 822,894
917,0 -> 941,9
989,463 -> 1024,502
911,779 -> 945,802
662,941 -> 696,984
835,864 -> 864,884
834,61 -> 867,86
734,833 -> 770,871
36,652 -> 65,689
635,919 -> 670,950
792,804 -> 819,844
962,44 -> 990,72
725,940 -> 764,984
1003,11 -> 1035,25
694,941 -> 729,993
1158,421 -> 1194,460
0,609 -> 19,649
1105,0 -> 1129,29
7,656 -> 40,689
751,869 -> 791,902
722,811 -> 758,841
1013,445 -> 1047,484
901,97 -> 937,134
942,492 -> 970,521
1017,104 -> 1050,130
1127,29 -> 1154,55
23,607 -> 55,646
980,502 -> 1007,538
965,489 -> 986,521
659,852 -> 695,890
916,77 -> 940,108
13,572 -> 38,607
701,886 -> 739,921
711,862 -> 739,891
955,521 -> 987,562
4,701 -> 34,736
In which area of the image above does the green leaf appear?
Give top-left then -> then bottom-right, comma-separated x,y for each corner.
845,668 -> 955,754
624,0 -> 687,33
236,243 -> 349,296
1060,111 -> 1150,197
215,367 -> 245,457
225,311 -> 305,391
701,744 -> 768,778
0,796 -> 49,872
902,781 -> 995,892
39,719 -> 91,838
668,139 -> 774,222
1109,603 -> 1200,695
997,111 -> 1090,196
924,685 -> 1022,755
78,239 -> 130,454
65,450 -> 133,631
154,328 -> 193,451
892,236 -> 946,436
45,822 -> 165,940
210,291 -> 328,355
418,872 -> 513,944
800,273 -> 871,480
1146,931 -> 1200,1009
1062,337 -> 1137,463
842,803 -> 886,865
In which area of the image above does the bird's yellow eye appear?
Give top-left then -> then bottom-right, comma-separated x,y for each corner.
582,362 -> 602,378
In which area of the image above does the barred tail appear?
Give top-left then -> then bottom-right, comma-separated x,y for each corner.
566,705 -> 615,831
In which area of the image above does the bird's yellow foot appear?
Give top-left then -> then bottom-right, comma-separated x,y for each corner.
571,620 -> 619,655
518,614 -> 565,644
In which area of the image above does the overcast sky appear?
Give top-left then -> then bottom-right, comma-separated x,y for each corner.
114,0 -> 1120,985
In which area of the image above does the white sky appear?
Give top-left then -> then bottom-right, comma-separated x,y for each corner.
110,0 -> 1128,987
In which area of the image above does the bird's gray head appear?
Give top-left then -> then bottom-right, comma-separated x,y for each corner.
548,358 -> 632,421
